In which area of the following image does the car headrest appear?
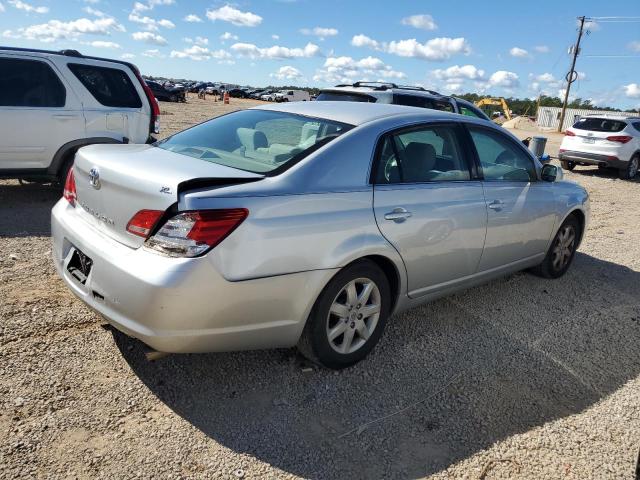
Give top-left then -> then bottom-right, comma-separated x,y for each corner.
403,142 -> 437,179
237,128 -> 268,151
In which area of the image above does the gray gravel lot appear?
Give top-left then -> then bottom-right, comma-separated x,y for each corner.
1,97 -> 639,479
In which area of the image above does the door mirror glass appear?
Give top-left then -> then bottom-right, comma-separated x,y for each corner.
541,163 -> 563,182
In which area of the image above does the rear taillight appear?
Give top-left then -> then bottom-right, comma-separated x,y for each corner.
564,130 -> 576,136
145,209 -> 248,257
606,135 -> 633,144
133,69 -> 160,135
63,167 -> 76,206
126,209 -> 164,237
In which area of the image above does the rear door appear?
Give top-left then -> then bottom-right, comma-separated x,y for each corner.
62,61 -> 149,144
0,54 -> 85,170
466,125 -> 557,271
372,122 -> 487,297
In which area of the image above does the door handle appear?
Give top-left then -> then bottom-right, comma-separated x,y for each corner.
488,200 -> 504,211
384,207 -> 412,222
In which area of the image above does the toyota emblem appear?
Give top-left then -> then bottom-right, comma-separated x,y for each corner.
88,167 -> 101,190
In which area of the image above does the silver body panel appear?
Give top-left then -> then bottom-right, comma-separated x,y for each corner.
52,102 -> 590,353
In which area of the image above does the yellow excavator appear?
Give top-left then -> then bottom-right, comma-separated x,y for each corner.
475,98 -> 512,121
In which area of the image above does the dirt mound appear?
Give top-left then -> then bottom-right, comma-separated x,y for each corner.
502,116 -> 537,129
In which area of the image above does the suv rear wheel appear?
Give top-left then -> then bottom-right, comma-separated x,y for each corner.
561,160 -> 576,171
618,155 -> 639,180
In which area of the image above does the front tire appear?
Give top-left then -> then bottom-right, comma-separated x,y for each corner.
561,160 -> 576,171
531,215 -> 580,279
298,260 -> 391,369
618,155 -> 639,180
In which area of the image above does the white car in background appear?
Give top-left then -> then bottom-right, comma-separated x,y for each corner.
559,114 -> 640,179
274,90 -> 310,102
0,46 -> 159,184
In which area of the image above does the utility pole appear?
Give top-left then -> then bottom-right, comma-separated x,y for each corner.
558,16 -> 586,132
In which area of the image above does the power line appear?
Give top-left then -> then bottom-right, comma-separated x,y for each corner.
583,55 -> 640,58
587,16 -> 640,19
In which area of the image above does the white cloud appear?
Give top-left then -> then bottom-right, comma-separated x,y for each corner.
133,0 -> 174,14
170,45 -> 231,61
271,34 -> 279,40
534,72 -> 556,83
432,64 -> 485,81
628,41 -> 640,53
0,2 -> 5,12
3,17 -> 125,43
509,47 -> 529,58
351,34 -> 380,50
183,14 -> 202,23
534,45 -> 550,53
386,37 -> 471,61
83,6 -> 105,17
443,82 -> 463,93
270,65 -> 303,80
401,14 -> 437,31
488,71 -> 519,88
142,48 -> 164,58
313,55 -> 405,84
129,12 -> 175,31
8,0 -> 48,14
121,53 -> 136,59
90,40 -> 120,49
300,26 -> 338,39
220,31 -> 238,42
206,5 -> 262,27
583,19 -> 600,31
231,41 -> 320,59
624,83 -> 640,98
132,31 -> 168,45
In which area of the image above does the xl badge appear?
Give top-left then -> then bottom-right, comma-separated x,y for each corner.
88,167 -> 101,190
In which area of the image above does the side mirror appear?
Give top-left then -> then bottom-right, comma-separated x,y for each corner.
541,163 -> 563,182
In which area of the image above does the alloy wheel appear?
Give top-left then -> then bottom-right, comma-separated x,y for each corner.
629,157 -> 639,178
552,225 -> 576,271
326,277 -> 381,354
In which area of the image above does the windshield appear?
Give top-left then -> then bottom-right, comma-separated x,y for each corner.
573,117 -> 627,132
155,109 -> 353,174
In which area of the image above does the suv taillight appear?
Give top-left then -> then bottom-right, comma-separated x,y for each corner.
606,135 -> 633,144
564,130 -> 576,136
133,69 -> 160,135
63,167 -> 76,206
144,209 -> 248,257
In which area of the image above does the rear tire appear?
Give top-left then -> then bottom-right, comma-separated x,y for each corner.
530,215 -> 580,279
297,260 -> 391,369
561,160 -> 576,171
618,155 -> 639,180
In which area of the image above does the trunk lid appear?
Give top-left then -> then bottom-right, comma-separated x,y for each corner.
73,144 -> 263,248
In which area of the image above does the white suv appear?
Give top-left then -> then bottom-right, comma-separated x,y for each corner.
559,114 -> 640,179
0,47 -> 160,184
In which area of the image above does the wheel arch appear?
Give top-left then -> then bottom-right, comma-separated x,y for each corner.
562,208 -> 587,248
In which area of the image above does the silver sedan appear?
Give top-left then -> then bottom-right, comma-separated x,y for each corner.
52,101 -> 589,368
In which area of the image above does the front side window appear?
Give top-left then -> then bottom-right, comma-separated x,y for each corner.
375,124 -> 471,184
0,57 -> 65,107
156,109 -> 352,174
68,63 -> 142,108
469,127 -> 536,182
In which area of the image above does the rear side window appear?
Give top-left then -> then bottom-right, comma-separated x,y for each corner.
469,127 -> 536,182
573,117 -> 626,132
68,63 -> 142,108
375,124 -> 471,184
632,122 -> 640,133
393,94 -> 454,112
0,57 -> 65,107
316,91 -> 376,102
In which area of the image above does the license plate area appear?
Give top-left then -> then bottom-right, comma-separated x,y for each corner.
582,137 -> 595,144
67,248 -> 93,285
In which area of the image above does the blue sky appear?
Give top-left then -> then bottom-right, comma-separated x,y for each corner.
1,0 -> 639,108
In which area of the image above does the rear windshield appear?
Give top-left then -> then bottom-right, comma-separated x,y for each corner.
316,91 -> 376,103
155,109 -> 353,174
573,117 -> 627,132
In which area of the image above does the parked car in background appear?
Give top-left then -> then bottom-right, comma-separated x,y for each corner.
316,82 -> 491,121
205,86 -> 219,96
228,88 -> 250,99
275,89 -> 311,102
52,101 -> 588,369
0,46 -> 159,183
146,80 -> 186,103
559,114 -> 640,179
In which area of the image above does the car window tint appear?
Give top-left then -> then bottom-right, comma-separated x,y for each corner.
316,92 -> 376,102
68,63 -> 142,108
0,58 -> 65,107
376,125 -> 471,183
460,106 -> 482,118
633,122 -> 640,133
572,117 -> 626,132
393,94 -> 436,109
469,127 -> 535,182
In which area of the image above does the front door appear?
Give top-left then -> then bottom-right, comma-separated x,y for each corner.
372,123 -> 487,297
466,125 -> 557,271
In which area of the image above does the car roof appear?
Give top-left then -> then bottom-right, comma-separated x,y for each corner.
252,100 -> 462,126
320,84 -> 450,100
581,114 -> 640,121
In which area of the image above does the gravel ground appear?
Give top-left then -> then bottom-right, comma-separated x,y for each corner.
1,96 -> 639,479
